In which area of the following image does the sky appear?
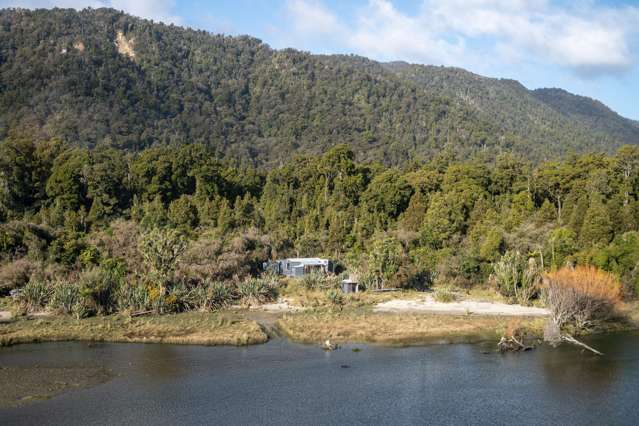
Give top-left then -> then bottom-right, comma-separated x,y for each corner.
2,0 -> 638,120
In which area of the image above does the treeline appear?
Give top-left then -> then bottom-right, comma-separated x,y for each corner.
2,136 -> 639,297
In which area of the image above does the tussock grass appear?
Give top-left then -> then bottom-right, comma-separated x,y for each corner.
277,309 -> 546,346
0,312 -> 268,347
279,280 -> 423,309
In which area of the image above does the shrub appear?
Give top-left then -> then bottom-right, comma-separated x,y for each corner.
0,258 -> 42,295
367,236 -> 403,289
237,278 -> 277,305
116,281 -> 152,313
79,265 -> 124,315
138,228 -> 187,278
49,281 -> 82,316
299,272 -> 338,290
165,282 -> 195,313
492,251 -> 541,305
19,278 -> 52,312
48,231 -> 86,265
434,287 -> 457,303
207,281 -> 235,310
89,220 -> 143,273
389,265 -> 433,290
177,230 -> 272,282
543,266 -> 622,341
191,280 -> 235,311
326,289 -> 344,307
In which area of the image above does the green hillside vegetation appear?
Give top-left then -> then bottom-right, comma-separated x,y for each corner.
1,8 -> 639,329
0,8 -> 637,167
2,138 -> 639,318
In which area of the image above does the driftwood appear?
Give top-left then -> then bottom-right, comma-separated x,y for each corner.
498,336 -> 535,352
322,339 -> 338,351
561,334 -> 604,356
130,310 -> 153,317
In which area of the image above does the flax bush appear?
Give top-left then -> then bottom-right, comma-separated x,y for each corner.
19,278 -> 52,312
237,278 -> 277,305
116,282 -> 152,313
49,280 -> 82,316
190,280 -> 235,311
433,287 -> 457,303
492,251 -> 541,305
79,264 -> 125,315
325,289 -> 344,307
300,272 -> 339,290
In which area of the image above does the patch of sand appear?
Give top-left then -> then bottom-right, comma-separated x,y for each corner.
0,311 -> 12,322
374,297 -> 550,317
257,299 -> 304,313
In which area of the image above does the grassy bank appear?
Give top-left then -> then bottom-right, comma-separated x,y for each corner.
3,295 -> 637,348
0,311 -> 268,347
277,308 -> 547,346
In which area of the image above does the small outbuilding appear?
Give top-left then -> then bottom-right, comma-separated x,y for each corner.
341,278 -> 359,293
264,258 -> 334,277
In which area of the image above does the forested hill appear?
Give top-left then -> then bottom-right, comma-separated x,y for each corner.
1,8 -> 638,166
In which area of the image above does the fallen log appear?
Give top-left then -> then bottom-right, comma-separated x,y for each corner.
561,334 -> 604,356
130,310 -> 153,317
498,336 -> 534,353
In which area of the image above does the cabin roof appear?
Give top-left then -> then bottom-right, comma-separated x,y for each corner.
282,257 -> 330,265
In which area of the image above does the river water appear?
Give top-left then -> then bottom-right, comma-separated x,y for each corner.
1,333 -> 639,425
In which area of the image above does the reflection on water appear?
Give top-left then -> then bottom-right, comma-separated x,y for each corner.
540,345 -> 618,394
136,344 -> 188,380
1,332 -> 639,426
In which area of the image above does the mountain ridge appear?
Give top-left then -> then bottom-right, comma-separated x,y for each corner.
0,7 -> 637,165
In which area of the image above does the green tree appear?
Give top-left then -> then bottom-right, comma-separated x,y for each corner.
580,196 -> 612,246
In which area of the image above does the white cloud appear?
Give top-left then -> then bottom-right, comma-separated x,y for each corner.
286,0 -> 639,77
111,0 -> 182,25
287,0 -> 339,35
0,0 -> 182,24
348,0 -> 465,65
427,0 -> 635,75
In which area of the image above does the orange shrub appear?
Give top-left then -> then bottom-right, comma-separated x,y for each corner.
543,266 -> 622,333
545,266 -> 622,304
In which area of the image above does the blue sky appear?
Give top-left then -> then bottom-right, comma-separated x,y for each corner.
3,1 -> 639,120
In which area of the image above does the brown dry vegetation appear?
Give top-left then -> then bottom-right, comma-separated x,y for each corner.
277,309 -> 546,345
544,266 -> 622,332
278,278 -> 424,309
0,312 -> 267,347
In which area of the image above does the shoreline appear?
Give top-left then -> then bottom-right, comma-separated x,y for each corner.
2,307 -> 636,349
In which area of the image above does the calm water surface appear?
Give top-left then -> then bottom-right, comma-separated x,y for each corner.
1,333 -> 639,425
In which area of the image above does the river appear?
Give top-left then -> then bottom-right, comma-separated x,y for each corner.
1,332 -> 639,425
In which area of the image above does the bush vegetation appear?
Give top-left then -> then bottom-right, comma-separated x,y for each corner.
434,287 -> 457,303
543,266 -> 622,342
2,120 -> 639,321
492,251 -> 541,305
19,279 -> 51,312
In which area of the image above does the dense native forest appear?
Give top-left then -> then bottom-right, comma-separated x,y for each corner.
0,8 -> 639,319
0,8 -> 638,167
2,138 -> 639,301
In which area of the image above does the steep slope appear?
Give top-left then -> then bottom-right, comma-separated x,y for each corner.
384,62 -> 639,157
0,8 -> 637,166
532,88 -> 639,145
